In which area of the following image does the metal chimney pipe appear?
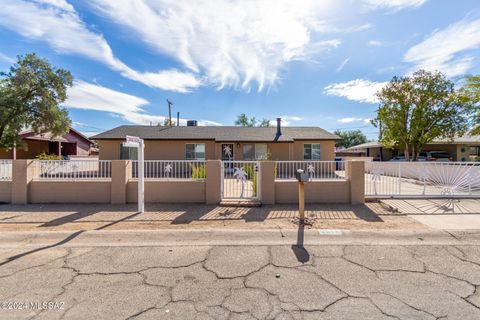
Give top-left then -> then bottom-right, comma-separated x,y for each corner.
177,112 -> 180,126
276,118 -> 282,136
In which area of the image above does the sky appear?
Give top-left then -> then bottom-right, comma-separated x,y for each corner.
1,0 -> 480,139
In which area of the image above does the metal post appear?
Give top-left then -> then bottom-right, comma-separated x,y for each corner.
398,163 -> 401,195
299,181 -> 305,220
138,139 -> 145,213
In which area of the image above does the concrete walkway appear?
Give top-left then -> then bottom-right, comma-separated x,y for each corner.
378,198 -> 480,214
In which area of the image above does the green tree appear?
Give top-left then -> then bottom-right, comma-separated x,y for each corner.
163,118 -> 176,126
0,53 -> 72,149
333,130 -> 368,148
235,113 -> 272,127
462,75 -> 480,135
258,118 -> 272,127
372,69 -> 474,161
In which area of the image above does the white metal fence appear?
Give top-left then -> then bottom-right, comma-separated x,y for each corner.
131,160 -> 206,180
275,161 -> 346,180
365,161 -> 480,198
0,160 -> 12,181
34,160 -> 112,180
221,161 -> 259,199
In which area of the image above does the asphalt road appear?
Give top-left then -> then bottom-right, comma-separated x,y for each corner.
0,230 -> 479,319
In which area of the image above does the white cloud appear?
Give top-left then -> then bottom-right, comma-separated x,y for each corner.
336,57 -> 351,72
268,116 -> 302,127
0,0 -> 201,92
368,40 -> 384,47
337,117 -> 363,123
89,0 -> 346,91
324,79 -> 388,103
65,81 -> 221,126
362,0 -> 427,11
336,117 -> 373,124
404,18 -> 480,77
0,52 -> 15,64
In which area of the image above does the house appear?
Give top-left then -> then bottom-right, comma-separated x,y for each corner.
340,135 -> 480,161
0,128 -> 93,159
91,119 -> 339,161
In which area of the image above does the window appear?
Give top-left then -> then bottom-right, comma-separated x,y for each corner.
243,144 -> 255,160
185,144 -> 205,160
120,146 -> 138,160
304,143 -> 321,160
243,144 -> 267,160
255,144 -> 268,160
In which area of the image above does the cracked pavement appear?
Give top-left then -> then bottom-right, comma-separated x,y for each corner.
0,242 -> 480,319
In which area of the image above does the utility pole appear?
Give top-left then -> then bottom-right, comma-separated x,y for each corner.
167,99 -> 173,126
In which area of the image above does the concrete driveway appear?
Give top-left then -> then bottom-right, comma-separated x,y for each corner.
0,230 -> 480,319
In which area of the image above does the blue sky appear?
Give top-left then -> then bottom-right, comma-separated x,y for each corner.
1,0 -> 480,139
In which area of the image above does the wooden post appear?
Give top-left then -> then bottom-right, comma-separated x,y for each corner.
298,181 -> 305,220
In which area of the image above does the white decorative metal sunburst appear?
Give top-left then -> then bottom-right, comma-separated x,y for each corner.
367,162 -> 480,197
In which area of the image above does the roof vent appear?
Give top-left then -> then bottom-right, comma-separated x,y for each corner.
187,120 -> 198,127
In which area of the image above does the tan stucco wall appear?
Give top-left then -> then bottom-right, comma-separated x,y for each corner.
346,160 -> 365,204
215,142 -> 292,160
127,180 -> 206,203
5,159 -> 364,205
260,161 -> 276,204
275,180 -> 350,204
98,140 -> 216,160
293,140 -> 335,161
29,181 -> 111,203
98,140 -> 123,160
206,160 -> 221,204
98,139 -> 337,161
0,181 -> 11,203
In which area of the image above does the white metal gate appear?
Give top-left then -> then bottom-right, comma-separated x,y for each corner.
221,161 -> 260,200
365,161 -> 480,198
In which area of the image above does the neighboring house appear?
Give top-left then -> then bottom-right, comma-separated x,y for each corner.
340,135 -> 480,161
0,128 -> 93,159
91,119 -> 339,161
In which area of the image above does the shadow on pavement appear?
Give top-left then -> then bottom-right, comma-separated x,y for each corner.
291,222 -> 310,263
0,230 -> 84,267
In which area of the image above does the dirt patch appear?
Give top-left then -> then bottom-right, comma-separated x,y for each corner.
0,203 -> 427,232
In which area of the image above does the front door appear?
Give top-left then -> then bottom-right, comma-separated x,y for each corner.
221,144 -> 234,161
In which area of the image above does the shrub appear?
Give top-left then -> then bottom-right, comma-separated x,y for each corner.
244,164 -> 258,195
34,152 -> 63,160
192,164 -> 206,179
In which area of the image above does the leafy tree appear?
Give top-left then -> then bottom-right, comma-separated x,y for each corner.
0,53 -> 72,149
372,70 -> 474,161
334,130 -> 368,148
235,113 -> 272,127
258,118 -> 272,127
235,113 -> 256,127
462,75 -> 480,135
163,118 -> 176,126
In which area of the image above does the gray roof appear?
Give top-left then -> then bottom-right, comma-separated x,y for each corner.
346,134 -> 480,151
91,125 -> 339,142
